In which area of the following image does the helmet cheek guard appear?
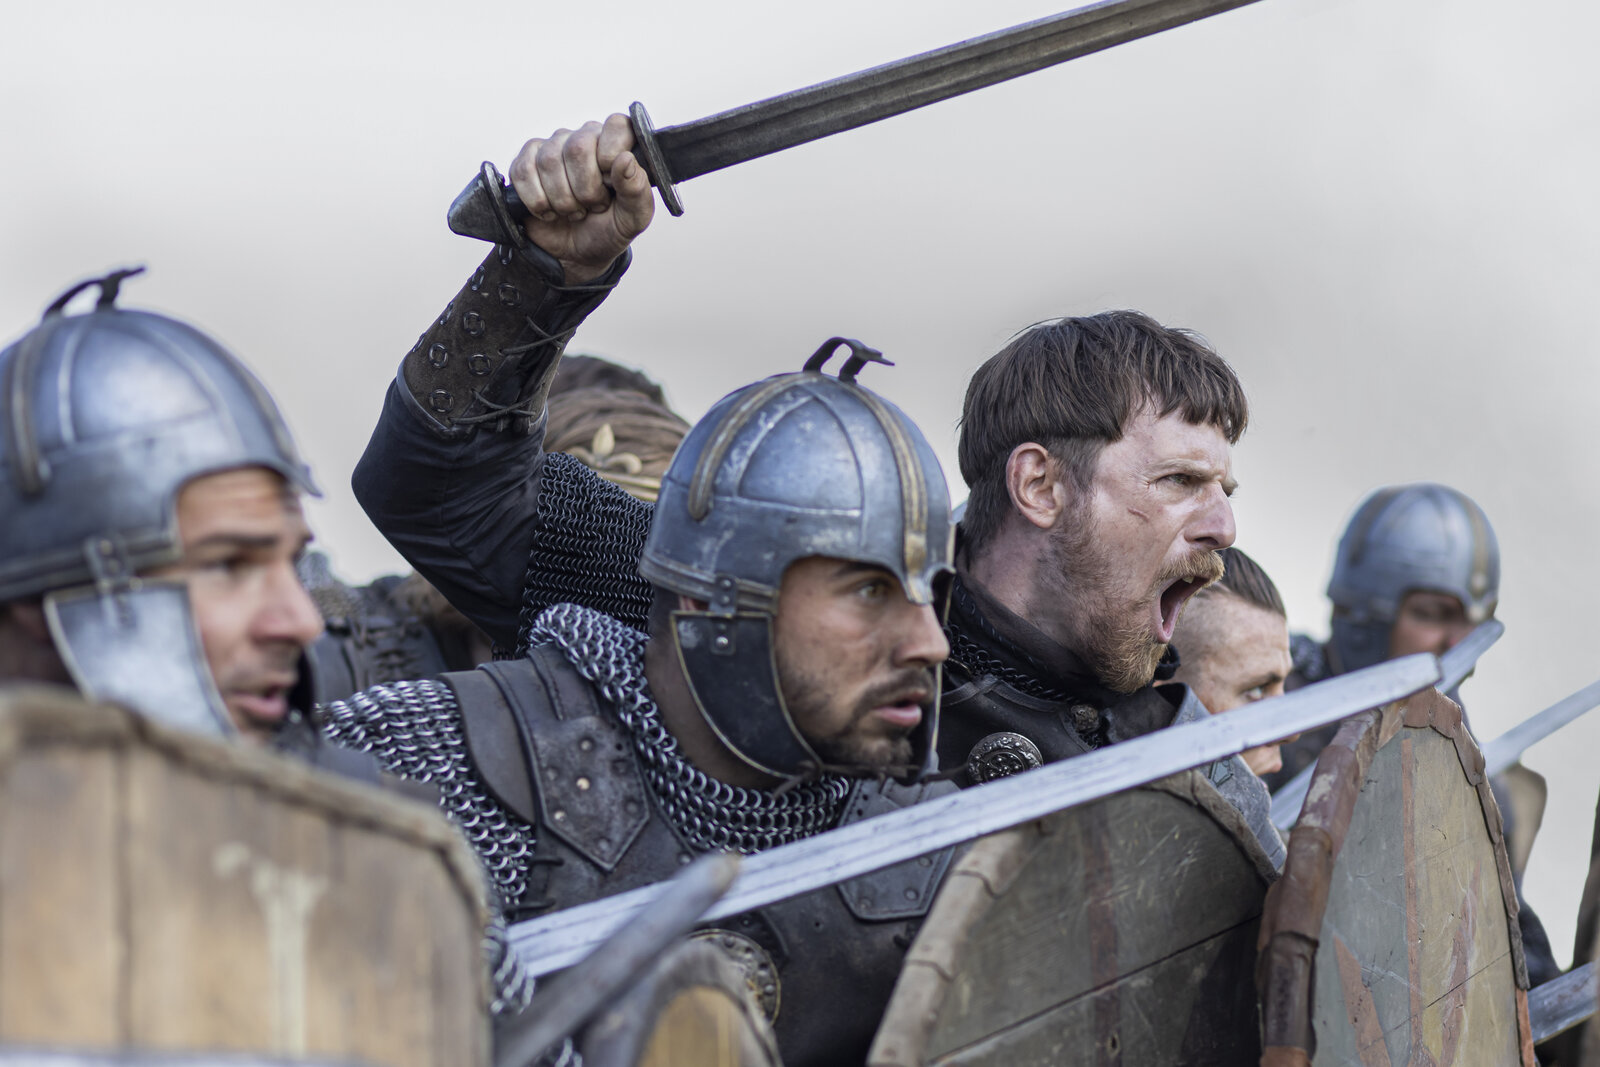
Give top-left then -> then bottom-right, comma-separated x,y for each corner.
672,610 -> 819,779
0,269 -> 318,736
45,579 -> 232,735
1326,483 -> 1499,674
640,339 -> 955,782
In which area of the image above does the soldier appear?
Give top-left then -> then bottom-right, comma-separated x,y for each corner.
1266,482 -> 1498,788
324,117 -> 958,1066
940,311 -> 1284,862
0,269 -> 572,1032
1265,482 -> 1560,987
0,267 -> 350,767
1163,546 -> 1294,776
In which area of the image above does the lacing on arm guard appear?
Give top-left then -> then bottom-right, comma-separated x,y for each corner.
401,233 -> 629,439
314,679 -> 538,1015
515,452 -> 657,654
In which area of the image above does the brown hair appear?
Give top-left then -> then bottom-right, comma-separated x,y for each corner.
1202,546 -> 1285,616
545,386 -> 690,479
550,354 -> 670,406
957,311 -> 1248,554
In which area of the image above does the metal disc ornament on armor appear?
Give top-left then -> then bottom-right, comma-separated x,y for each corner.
964,731 -> 1044,783
691,928 -> 782,1023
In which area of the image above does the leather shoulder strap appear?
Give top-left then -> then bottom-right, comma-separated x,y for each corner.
479,648 -> 652,872
445,665 -> 540,827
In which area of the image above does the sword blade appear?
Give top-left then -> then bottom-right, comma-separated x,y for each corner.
1529,962 -> 1598,1045
511,652 -> 1439,977
1270,619 -> 1505,831
1438,617 -> 1505,692
1483,677 -> 1600,778
659,0 -> 1267,184
451,0 -> 1272,234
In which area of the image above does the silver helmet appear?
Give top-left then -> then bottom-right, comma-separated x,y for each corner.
0,268 -> 317,734
639,339 -> 954,779
1326,483 -> 1498,673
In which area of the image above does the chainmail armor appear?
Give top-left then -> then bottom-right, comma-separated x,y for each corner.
516,452 -> 655,654
314,679 -> 538,1016
530,602 -> 852,854
314,680 -> 537,904
483,913 -> 537,1016
944,578 -> 1070,702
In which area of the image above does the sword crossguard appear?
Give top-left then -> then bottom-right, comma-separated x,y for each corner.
628,101 -> 684,217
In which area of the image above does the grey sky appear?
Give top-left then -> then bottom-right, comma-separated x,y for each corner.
6,0 -> 1598,963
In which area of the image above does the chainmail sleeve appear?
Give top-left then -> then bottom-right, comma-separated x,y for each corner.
314,679 -> 538,1015
515,451 -> 657,654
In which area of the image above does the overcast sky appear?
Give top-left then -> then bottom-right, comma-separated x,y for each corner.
6,0 -> 1599,963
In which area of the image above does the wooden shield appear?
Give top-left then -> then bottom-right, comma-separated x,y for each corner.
579,939 -> 782,1067
0,684 -> 490,1066
1256,689 -> 1536,1067
868,769 -> 1278,1066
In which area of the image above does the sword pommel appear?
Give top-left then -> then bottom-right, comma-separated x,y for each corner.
446,161 -> 525,244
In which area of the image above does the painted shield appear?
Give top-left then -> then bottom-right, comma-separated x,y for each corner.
1256,689 -> 1536,1066
579,939 -> 782,1067
0,684 -> 490,1065
868,769 -> 1278,1066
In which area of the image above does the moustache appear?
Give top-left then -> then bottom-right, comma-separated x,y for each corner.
853,668 -> 940,720
1156,548 -> 1226,589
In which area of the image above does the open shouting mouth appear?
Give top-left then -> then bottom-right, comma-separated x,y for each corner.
1156,574 -> 1212,643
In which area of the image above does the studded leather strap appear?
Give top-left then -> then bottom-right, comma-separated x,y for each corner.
401,240 -> 629,438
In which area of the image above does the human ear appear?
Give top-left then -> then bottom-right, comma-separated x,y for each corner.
1004,443 -> 1068,531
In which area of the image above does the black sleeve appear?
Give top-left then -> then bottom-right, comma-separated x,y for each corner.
353,235 -> 630,650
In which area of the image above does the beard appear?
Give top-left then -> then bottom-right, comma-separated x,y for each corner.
1050,509 -> 1226,694
774,659 -> 937,772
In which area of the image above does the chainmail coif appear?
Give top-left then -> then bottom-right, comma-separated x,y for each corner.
528,602 -> 852,854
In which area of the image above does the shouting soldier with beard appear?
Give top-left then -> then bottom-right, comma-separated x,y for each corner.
942,314 -> 1282,862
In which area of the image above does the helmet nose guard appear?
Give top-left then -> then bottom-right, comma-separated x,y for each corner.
640,340 -> 955,781
0,269 -> 319,737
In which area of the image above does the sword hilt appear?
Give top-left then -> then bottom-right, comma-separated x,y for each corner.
448,101 -> 683,243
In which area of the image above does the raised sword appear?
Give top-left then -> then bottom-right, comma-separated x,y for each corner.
448,0 -> 1268,234
509,652 -> 1440,978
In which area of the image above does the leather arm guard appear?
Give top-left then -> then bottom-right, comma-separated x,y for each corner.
401,165 -> 630,439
